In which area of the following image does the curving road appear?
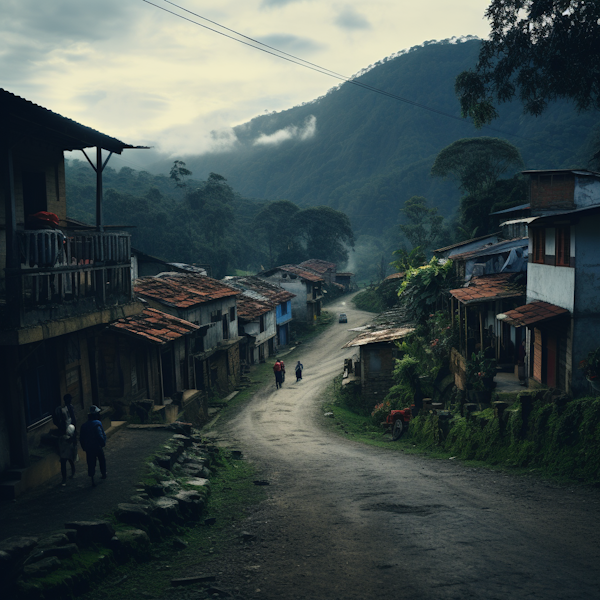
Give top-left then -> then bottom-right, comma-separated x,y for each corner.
213,296 -> 600,600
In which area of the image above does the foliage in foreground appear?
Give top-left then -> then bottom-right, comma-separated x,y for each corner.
410,396 -> 600,483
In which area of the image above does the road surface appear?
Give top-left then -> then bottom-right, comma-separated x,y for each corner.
210,295 -> 600,600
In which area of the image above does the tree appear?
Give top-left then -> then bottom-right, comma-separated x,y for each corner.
431,138 -> 524,195
390,246 -> 426,273
398,196 -> 447,255
455,1 -> 600,127
431,138 -> 525,237
293,206 -> 355,264
253,200 -> 302,268
169,160 -> 192,188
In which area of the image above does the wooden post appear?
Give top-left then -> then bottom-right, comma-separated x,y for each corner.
96,147 -> 103,233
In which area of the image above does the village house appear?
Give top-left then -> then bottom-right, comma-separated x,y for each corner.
233,291 -> 277,365
299,258 -> 353,295
98,308 -> 203,423
0,88 -> 145,498
259,264 -> 324,323
342,308 -> 414,405
134,273 -> 241,396
224,276 -> 295,349
496,169 -> 600,396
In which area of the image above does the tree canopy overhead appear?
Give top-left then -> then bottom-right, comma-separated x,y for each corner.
455,1 -> 600,127
430,137 -> 524,195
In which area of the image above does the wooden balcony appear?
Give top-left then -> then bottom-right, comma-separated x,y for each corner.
2,229 -> 133,329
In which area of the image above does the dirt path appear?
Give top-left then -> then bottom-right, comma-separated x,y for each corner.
205,296 -> 600,600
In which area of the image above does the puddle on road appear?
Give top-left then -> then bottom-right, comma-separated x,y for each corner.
361,503 -> 445,516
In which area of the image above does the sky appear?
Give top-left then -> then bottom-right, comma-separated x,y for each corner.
2,0 -> 492,169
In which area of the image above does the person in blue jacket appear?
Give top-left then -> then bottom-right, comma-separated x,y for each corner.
79,405 -> 107,487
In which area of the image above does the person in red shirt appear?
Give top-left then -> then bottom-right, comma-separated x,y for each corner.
273,359 -> 283,389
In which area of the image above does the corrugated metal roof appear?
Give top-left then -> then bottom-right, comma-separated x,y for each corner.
497,301 -> 569,327
433,232 -> 501,254
1,88 -> 147,153
490,203 -> 530,215
135,274 -> 239,308
385,272 -> 405,281
450,237 -> 528,261
342,326 -> 415,348
111,308 -> 199,344
449,274 -> 525,305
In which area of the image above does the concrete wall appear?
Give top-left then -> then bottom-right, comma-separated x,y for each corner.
574,175 -> 600,208
527,263 -> 575,312
260,274 -> 310,321
276,301 -> 292,325
360,343 -> 396,405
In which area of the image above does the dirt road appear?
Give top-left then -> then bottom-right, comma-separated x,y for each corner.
211,296 -> 600,600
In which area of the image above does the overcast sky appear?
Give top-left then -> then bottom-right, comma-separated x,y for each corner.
2,0 -> 492,168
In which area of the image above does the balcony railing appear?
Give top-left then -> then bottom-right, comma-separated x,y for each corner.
3,229 -> 133,327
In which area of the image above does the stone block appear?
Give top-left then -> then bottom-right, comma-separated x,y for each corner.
115,504 -> 153,529
37,533 -> 70,549
172,434 -> 193,448
114,529 -> 151,560
22,556 -> 61,578
0,536 -> 38,581
40,543 -> 79,560
64,521 -> 115,547
152,497 -> 182,525
173,490 -> 205,520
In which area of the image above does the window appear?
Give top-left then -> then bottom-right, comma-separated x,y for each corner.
210,310 -> 222,323
532,228 -> 545,264
222,315 -> 229,340
229,306 -> 236,322
280,302 -> 288,316
259,315 -> 265,333
556,226 -> 571,267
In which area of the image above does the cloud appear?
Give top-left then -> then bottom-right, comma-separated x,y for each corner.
259,34 -> 324,54
253,115 -> 316,146
334,6 -> 371,30
261,0 -> 305,7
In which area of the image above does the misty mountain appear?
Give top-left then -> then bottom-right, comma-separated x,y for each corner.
155,38 -> 598,238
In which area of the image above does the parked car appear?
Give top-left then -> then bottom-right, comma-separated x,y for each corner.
339,313 -> 347,323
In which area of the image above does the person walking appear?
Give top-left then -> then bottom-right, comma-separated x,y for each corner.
280,360 -> 286,385
273,359 -> 283,389
295,360 -> 304,382
79,405 -> 107,487
58,424 -> 77,486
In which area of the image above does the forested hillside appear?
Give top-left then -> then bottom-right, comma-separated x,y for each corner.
160,38 -> 597,236
66,38 -> 599,282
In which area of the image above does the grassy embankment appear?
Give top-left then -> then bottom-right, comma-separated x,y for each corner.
322,375 -> 600,485
351,289 -> 385,313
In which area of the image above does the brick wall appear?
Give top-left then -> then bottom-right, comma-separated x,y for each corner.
530,173 -> 575,211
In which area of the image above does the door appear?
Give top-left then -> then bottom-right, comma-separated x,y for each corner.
546,330 -> 557,388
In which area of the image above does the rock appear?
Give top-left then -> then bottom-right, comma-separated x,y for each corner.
184,477 -> 211,491
37,533 -> 70,549
155,454 -> 175,470
40,543 -> 79,560
130,494 -> 152,504
324,412 -> 334,418
115,504 -> 153,528
22,556 -> 61,578
0,536 -> 39,581
173,490 -> 205,520
172,434 -> 192,448
253,480 -> 269,486
240,531 -> 256,543
64,521 -> 115,546
172,537 -> 188,550
115,529 -> 151,560
206,586 -> 231,597
231,450 -> 243,459
152,497 -> 182,525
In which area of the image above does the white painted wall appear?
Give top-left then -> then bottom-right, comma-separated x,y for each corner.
527,263 -> 575,312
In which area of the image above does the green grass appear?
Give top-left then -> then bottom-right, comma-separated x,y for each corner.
351,289 -> 384,313
81,453 -> 265,600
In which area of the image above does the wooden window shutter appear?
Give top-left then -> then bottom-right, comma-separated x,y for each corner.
556,226 -> 570,267
533,229 -> 545,264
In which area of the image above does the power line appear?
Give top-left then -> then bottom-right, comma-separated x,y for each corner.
142,0 -> 569,150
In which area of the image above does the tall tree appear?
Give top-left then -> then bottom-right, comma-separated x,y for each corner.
398,196 -> 447,255
253,200 -> 302,267
293,206 -> 355,264
455,1 -> 600,127
431,138 -> 525,238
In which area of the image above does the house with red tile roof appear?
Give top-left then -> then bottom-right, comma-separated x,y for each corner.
98,308 -> 205,421
259,265 -> 324,323
134,274 -> 242,396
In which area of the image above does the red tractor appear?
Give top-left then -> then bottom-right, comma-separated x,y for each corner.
383,406 -> 413,440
